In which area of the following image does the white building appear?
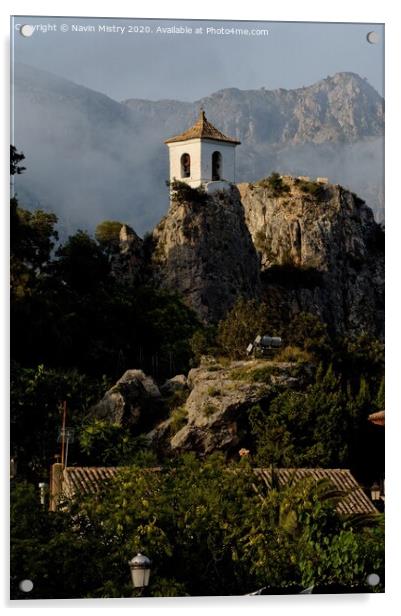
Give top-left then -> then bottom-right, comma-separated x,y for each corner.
164,109 -> 241,194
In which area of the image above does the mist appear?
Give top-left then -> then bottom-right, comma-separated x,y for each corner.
13,63 -> 384,242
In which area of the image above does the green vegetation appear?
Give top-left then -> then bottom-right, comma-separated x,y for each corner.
11,455 -> 384,598
217,298 -> 272,359
203,402 -> 218,417
170,405 -> 188,433
294,177 -> 327,202
166,179 -> 208,205
231,364 -> 278,382
79,420 -> 157,467
207,386 -> 221,397
249,364 -> 383,474
95,220 -> 123,257
275,345 -> 313,363
10,148 -> 384,598
256,172 -> 291,196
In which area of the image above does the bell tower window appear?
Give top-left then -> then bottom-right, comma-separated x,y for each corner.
212,151 -> 222,181
180,153 -> 191,178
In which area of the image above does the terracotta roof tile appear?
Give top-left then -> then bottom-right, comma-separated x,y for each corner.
62,466 -> 376,515
164,109 -> 241,145
253,468 -> 377,515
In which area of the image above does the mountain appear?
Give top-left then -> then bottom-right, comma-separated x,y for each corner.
12,63 -> 168,237
13,65 -> 384,236
124,71 -> 383,145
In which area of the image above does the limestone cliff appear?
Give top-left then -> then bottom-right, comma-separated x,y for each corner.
115,175 -> 383,339
151,186 -> 260,322
238,177 -> 384,338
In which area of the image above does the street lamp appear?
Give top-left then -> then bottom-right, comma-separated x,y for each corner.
370,481 -> 381,502
38,482 -> 47,507
129,553 -> 151,596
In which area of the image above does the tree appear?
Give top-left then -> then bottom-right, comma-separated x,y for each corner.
243,475 -> 384,592
249,365 -> 350,468
11,455 -> 383,599
95,220 -> 123,257
217,298 -> 271,359
78,419 -> 157,467
55,230 -> 110,292
10,363 -> 107,482
11,205 -> 59,297
10,145 -> 26,175
286,311 -> 331,359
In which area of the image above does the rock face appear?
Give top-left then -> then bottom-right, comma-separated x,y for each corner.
149,358 -> 311,455
110,174 -> 383,341
151,185 -> 260,322
111,224 -> 145,284
90,369 -> 162,431
238,178 -> 384,338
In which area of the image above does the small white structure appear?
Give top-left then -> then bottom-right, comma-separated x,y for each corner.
164,108 -> 241,194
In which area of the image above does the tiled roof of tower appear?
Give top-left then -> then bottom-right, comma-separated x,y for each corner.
61,466 -> 377,515
164,109 -> 241,145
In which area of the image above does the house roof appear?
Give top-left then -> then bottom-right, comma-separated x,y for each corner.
61,466 -> 376,515
164,109 -> 241,145
368,410 -> 385,426
253,468 -> 377,515
62,466 -> 161,497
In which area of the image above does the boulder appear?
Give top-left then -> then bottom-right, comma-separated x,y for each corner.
90,369 -> 162,431
168,359 -> 310,455
160,374 -> 188,396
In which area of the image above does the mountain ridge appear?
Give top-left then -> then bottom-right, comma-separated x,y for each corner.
13,64 -> 384,235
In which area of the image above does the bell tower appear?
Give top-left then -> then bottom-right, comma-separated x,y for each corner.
164,108 -> 240,194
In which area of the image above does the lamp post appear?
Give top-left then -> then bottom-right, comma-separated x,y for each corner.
129,553 -> 151,597
38,482 -> 47,507
370,481 -> 381,502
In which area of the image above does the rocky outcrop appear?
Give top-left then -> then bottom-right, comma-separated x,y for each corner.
146,175 -> 384,338
160,374 -> 188,396
111,224 -> 145,284
238,177 -> 384,338
90,369 -> 162,431
151,185 -> 260,322
149,358 -> 312,455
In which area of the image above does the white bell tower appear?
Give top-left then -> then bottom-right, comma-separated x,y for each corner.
164,108 -> 241,194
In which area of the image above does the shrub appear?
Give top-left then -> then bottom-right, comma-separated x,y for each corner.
256,172 -> 290,197
231,365 -> 277,382
217,298 -> 271,359
296,179 -> 326,202
207,386 -> 221,397
167,180 -> 208,205
203,402 -> 218,417
275,346 -> 313,363
170,405 -> 188,433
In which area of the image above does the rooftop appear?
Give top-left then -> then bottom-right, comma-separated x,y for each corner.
164,109 -> 241,145
60,466 -> 377,516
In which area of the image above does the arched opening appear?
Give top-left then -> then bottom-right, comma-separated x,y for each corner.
212,151 -> 222,181
180,153 -> 191,178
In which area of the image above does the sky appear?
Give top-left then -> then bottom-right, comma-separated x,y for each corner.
11,16 -> 384,101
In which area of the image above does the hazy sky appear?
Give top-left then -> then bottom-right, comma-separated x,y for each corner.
11,16 -> 384,101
